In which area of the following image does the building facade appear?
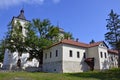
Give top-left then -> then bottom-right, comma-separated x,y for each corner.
43,39 -> 118,73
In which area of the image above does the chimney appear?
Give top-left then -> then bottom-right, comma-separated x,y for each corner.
76,38 -> 79,42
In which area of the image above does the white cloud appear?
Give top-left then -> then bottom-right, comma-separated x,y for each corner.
0,0 -> 61,9
23,0 -> 44,5
0,0 -> 44,9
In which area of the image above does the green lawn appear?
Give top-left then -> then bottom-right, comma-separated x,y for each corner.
0,68 -> 120,80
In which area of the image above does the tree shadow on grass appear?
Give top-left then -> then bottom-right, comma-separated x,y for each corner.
67,68 -> 120,80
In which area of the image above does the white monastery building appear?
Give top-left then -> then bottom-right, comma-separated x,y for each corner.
2,9 -> 118,73
43,39 -> 118,73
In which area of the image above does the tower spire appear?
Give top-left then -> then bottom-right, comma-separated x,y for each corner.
17,8 -> 26,20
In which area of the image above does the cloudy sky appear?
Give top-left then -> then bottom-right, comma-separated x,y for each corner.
0,0 -> 120,43
0,0 -> 60,9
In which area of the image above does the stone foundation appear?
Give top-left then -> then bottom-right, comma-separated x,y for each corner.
43,61 -> 62,73
63,61 -> 88,73
43,61 -> 89,73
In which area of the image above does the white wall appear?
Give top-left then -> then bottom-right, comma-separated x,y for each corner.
62,44 -> 87,61
62,44 -> 88,72
43,43 -> 88,73
3,49 -> 11,66
3,49 -> 19,69
0,62 -> 3,68
43,44 -> 62,63
88,46 -> 100,70
43,44 -> 63,72
42,42 -> 116,73
13,18 -> 29,37
87,42 -> 109,70
98,43 -> 109,70
108,53 -> 118,68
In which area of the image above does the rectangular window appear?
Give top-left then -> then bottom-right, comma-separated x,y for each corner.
45,53 -> 47,59
77,51 -> 80,58
50,52 -> 52,58
111,57 -> 113,61
83,52 -> 86,58
69,50 -> 72,57
104,52 -> 107,58
100,52 -> 103,58
56,50 -> 58,57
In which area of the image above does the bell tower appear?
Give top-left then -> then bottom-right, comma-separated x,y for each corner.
11,9 -> 29,37
3,9 -> 29,70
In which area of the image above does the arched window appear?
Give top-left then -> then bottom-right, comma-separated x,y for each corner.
19,26 -> 22,32
17,59 -> 21,68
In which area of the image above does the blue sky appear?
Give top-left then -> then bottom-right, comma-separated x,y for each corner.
0,0 -> 120,43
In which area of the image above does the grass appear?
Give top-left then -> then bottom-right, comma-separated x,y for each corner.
0,68 -> 120,80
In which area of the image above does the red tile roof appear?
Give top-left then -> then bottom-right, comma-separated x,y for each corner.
88,41 -> 103,47
60,39 -> 103,48
47,39 -> 118,54
108,49 -> 118,54
49,39 -> 104,48
61,39 -> 88,48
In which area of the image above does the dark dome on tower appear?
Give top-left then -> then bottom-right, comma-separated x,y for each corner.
17,9 -> 26,20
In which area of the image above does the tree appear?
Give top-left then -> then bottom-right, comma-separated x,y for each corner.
105,9 -> 120,67
64,32 -> 74,40
0,40 -> 5,62
26,19 -> 60,66
5,21 -> 27,68
30,19 -> 74,66
4,18 -> 61,67
46,26 -> 60,42
4,18 -> 74,68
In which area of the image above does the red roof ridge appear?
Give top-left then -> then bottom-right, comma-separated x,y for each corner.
46,39 -> 118,54
88,41 -> 104,47
108,49 -> 118,54
46,39 -> 105,49
61,39 -> 89,48
60,39 -> 106,48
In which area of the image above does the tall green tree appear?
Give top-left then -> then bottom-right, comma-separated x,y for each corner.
0,40 -> 5,62
32,19 -> 60,40
4,18 -> 74,67
47,26 -> 60,42
64,32 -> 73,40
5,21 -> 27,68
105,9 -> 120,67
26,19 -> 60,66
